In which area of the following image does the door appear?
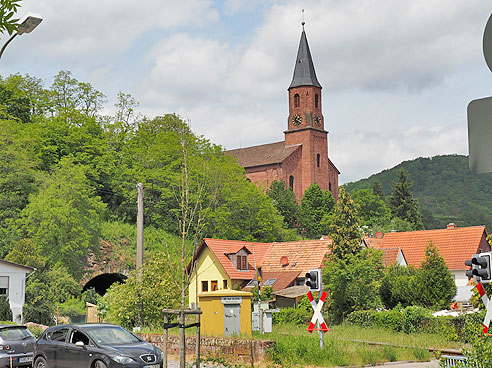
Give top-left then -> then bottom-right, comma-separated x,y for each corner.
63,329 -> 93,368
223,304 -> 240,336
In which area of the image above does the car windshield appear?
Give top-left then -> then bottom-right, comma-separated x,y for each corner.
85,326 -> 140,345
0,327 -> 34,341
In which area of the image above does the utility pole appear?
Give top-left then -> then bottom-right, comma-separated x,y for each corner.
136,183 -> 144,271
135,183 -> 144,331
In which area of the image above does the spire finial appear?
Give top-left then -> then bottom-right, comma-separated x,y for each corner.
301,9 -> 305,30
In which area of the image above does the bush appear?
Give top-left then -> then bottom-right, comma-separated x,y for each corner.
401,306 -> 432,334
373,309 -> 402,332
0,296 -> 12,321
346,310 -> 376,327
272,296 -> 311,326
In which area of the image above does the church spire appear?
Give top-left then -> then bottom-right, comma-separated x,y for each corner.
289,25 -> 322,89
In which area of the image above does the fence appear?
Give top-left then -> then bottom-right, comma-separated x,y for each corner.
441,355 -> 468,367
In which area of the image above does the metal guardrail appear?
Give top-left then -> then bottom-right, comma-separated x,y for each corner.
441,355 -> 468,367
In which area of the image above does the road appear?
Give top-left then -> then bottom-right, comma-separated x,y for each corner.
368,361 -> 440,368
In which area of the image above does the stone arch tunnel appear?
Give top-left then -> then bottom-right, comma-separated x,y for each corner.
82,273 -> 128,296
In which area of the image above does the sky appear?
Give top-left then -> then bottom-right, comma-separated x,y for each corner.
2,0 -> 492,184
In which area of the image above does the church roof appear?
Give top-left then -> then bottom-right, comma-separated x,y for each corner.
289,30 -> 322,89
225,141 -> 301,168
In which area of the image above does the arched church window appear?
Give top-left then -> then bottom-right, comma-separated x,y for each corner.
294,93 -> 300,108
315,94 -> 319,108
289,175 -> 294,189
317,154 -> 320,168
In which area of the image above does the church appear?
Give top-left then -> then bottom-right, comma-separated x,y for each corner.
225,25 -> 340,202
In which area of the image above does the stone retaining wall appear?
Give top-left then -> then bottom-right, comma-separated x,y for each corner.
138,333 -> 274,363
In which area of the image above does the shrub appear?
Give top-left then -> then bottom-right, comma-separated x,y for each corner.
346,310 -> 376,327
401,306 -> 432,334
373,309 -> 402,332
0,296 -> 12,321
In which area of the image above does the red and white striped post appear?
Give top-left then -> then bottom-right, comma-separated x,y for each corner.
306,290 -> 329,347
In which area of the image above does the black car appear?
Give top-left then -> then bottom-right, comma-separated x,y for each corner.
33,324 -> 163,368
0,325 -> 36,367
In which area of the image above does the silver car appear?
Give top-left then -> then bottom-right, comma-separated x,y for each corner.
0,325 -> 36,367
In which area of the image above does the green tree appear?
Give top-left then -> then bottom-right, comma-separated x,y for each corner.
0,0 -> 21,35
323,248 -> 384,323
0,295 -> 12,321
351,188 -> 391,227
328,187 -> 362,260
100,254 -> 180,329
18,156 -> 106,279
414,241 -> 456,309
389,169 -> 423,230
380,263 -> 417,309
300,183 -> 335,238
372,180 -> 385,201
266,180 -> 299,228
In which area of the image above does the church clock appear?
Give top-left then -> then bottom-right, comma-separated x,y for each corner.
292,113 -> 302,126
314,114 -> 322,127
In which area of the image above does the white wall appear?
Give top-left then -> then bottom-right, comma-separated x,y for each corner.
0,263 -> 31,323
452,270 -> 469,287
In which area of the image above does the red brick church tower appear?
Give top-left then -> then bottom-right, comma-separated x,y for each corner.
226,26 -> 339,201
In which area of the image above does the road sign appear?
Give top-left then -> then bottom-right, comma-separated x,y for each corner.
306,291 -> 329,333
483,13 -> 492,73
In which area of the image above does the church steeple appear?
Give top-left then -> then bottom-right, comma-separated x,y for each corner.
289,29 -> 322,89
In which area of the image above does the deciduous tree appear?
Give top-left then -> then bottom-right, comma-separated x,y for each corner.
267,180 -> 299,228
300,183 -> 335,238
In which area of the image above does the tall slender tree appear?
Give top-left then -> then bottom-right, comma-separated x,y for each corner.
389,169 -> 423,230
300,183 -> 335,238
267,180 -> 299,228
328,187 -> 362,260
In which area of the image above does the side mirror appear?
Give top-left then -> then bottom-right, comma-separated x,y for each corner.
75,341 -> 85,347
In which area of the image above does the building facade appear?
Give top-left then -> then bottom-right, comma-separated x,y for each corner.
225,27 -> 339,201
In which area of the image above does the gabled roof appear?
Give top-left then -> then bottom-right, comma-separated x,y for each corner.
260,271 -> 301,291
0,259 -> 35,272
380,247 -> 405,267
224,141 -> 301,168
289,30 -> 322,89
224,245 -> 251,255
378,226 -> 489,271
194,238 -> 272,280
262,239 -> 332,276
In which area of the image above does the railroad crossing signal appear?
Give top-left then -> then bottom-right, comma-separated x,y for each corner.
305,269 -> 321,292
465,252 -> 492,283
306,290 -> 329,333
476,283 -> 492,334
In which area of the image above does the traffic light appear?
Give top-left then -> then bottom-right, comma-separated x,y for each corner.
305,269 -> 321,292
466,252 -> 492,283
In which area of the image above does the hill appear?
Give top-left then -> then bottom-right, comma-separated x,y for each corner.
343,155 -> 492,231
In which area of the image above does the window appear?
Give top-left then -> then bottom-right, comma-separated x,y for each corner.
315,94 -> 319,108
223,280 -> 228,289
263,279 -> 277,287
48,328 -> 69,342
237,255 -> 247,270
329,182 -> 332,192
289,175 -> 294,189
211,280 -> 218,291
317,154 -> 320,168
201,281 -> 208,292
0,277 -> 8,295
70,330 -> 91,346
294,93 -> 300,108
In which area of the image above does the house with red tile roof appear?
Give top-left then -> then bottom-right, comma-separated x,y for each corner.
369,224 -> 490,292
188,238 -> 331,308
364,236 -> 407,267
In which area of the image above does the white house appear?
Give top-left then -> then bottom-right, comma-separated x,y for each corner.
0,260 -> 35,323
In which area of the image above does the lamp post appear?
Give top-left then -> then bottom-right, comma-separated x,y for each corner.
0,13 -> 42,59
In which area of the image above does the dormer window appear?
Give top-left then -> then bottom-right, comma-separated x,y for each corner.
224,245 -> 251,271
237,255 -> 247,270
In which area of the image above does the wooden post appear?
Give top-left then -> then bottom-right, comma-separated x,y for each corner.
179,310 -> 185,368
163,313 -> 168,368
195,312 -> 200,368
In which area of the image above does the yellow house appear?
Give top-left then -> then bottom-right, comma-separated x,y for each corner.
188,238 -> 332,308
188,239 -> 271,308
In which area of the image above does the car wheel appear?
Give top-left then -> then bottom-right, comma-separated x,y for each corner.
34,356 -> 48,368
94,360 -> 108,368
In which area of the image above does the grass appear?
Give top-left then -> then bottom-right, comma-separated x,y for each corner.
254,323 -> 460,367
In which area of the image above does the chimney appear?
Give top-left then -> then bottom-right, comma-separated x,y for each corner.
376,231 -> 383,239
447,223 -> 456,230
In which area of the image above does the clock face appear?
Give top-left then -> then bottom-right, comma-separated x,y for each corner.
314,115 -> 322,127
292,114 -> 302,126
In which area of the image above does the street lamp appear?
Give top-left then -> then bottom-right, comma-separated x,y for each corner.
0,13 -> 43,59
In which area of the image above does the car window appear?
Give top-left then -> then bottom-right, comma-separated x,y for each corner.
47,328 -> 69,342
69,330 -> 93,346
0,327 -> 34,341
85,326 -> 140,345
